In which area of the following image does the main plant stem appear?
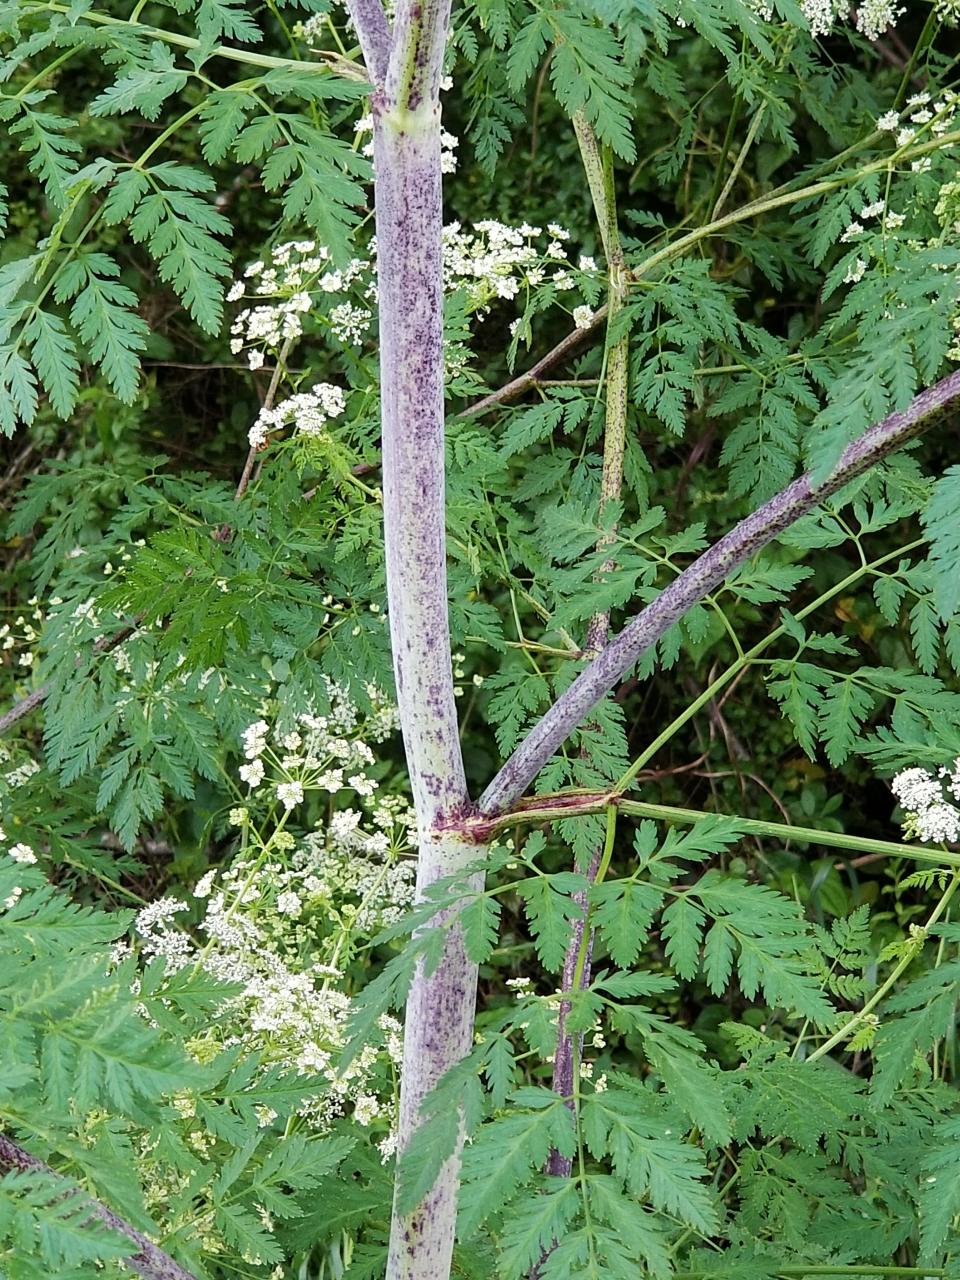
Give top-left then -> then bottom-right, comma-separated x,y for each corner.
375,104 -> 482,1279
363,0 -> 485,1271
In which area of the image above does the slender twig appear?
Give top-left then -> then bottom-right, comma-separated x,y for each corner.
459,313 -> 606,418
451,793 -> 960,873
231,335 -> 295,505
478,369 -> 960,817
543,116 -> 629,1196
0,1134 -> 200,1280
0,619 -> 139,737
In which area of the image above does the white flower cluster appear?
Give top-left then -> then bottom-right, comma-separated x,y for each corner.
891,760 -> 960,844
801,0 -> 902,40
876,91 -> 960,170
232,219 -> 598,442
236,679 -> 399,797
442,220 -> 591,316
132,683 -> 411,1154
228,240 -> 372,370
135,897 -> 195,969
839,197 -> 907,284
0,820 -> 37,910
0,739 -> 44,904
1,749 -> 40,792
0,597 -> 43,669
247,383 -> 347,451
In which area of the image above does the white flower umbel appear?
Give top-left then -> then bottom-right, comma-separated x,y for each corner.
135,898 -> 194,970
248,384 -> 347,451
276,780 -> 304,811
891,760 -> 960,844
802,0 -> 902,39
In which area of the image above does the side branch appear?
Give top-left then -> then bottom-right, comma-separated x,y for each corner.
0,1133 -> 199,1280
450,792 -> 960,872
478,369 -> 960,817
459,307 -> 607,418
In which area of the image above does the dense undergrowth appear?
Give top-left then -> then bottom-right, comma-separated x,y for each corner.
4,0 -> 960,1276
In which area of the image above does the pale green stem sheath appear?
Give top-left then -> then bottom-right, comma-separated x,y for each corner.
346,0 -> 485,1269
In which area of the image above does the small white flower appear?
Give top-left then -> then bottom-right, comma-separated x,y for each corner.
242,721 -> 269,760
843,258 -> 867,284
239,759 -> 265,788
276,889 -> 302,917
854,0 -> 903,41
194,869 -> 217,899
8,843 -> 36,865
572,305 -> 594,330
277,780 -> 304,811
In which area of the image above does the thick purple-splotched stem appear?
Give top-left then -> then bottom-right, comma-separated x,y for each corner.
384,0 -> 450,111
0,1133 -> 199,1280
343,0 -> 392,85
374,18 -> 484,1277
478,368 -> 960,818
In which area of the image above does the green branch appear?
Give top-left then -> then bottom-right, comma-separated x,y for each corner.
21,3 -> 368,79
455,793 -> 960,871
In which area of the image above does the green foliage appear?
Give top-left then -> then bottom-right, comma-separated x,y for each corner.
923,465 -> 960,622
3,0 -> 960,1276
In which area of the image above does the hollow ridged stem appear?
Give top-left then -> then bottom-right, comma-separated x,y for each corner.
479,369 -> 960,817
372,8 -> 483,1275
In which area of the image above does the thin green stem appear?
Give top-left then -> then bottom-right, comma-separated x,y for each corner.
706,88 -> 743,218
894,7 -> 939,107
676,1269 -> 944,1279
25,2 -> 367,78
807,871 -> 960,1062
462,793 -> 960,873
615,800 -> 960,871
614,536 -> 927,790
